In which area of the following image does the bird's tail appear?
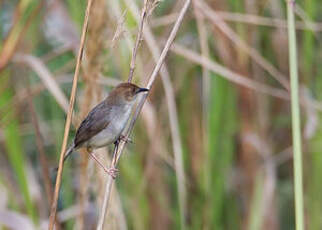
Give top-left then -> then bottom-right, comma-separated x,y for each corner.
63,142 -> 75,163
54,142 -> 75,171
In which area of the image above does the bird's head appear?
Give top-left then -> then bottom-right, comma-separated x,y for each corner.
109,82 -> 149,104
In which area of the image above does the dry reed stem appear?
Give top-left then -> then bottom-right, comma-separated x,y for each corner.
150,13 -> 180,27
48,0 -> 94,229
195,0 -> 290,91
216,11 -> 322,32
128,0 -> 150,83
171,43 -> 289,99
96,0 -> 151,228
110,0 -> 173,172
124,0 -> 187,227
76,0 -> 107,228
171,43 -> 322,112
96,0 -> 191,229
8,68 -> 322,120
294,4 -> 318,33
151,11 -> 322,32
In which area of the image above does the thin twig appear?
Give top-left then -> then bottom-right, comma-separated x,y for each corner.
48,0 -> 94,229
128,0 -> 150,83
96,0 -> 191,229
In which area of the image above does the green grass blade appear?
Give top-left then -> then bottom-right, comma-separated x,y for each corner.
0,73 -> 37,223
287,1 -> 304,230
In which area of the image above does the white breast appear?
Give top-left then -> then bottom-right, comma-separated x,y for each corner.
87,104 -> 132,148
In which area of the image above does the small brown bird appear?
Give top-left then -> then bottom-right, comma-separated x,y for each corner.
63,82 -> 149,178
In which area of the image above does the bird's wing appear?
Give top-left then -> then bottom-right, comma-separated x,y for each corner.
74,101 -> 111,148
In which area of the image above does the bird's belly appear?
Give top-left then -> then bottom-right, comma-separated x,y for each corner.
87,126 -> 118,148
87,110 -> 130,148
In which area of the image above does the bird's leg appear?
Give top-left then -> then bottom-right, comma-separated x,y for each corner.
111,140 -> 119,169
109,135 -> 131,170
87,148 -> 118,179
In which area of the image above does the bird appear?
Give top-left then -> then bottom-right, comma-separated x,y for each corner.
62,82 -> 149,178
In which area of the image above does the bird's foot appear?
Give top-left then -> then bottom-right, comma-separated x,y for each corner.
119,135 -> 133,144
107,167 -> 119,179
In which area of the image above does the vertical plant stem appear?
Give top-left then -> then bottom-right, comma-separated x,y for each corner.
48,0 -> 94,229
124,0 -> 187,227
287,1 -> 304,230
96,0 -> 191,228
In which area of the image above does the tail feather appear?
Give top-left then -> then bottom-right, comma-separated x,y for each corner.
54,142 -> 75,171
63,143 -> 75,163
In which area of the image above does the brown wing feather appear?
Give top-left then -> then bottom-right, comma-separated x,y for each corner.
74,101 -> 111,148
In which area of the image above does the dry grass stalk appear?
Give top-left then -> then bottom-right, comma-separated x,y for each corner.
76,0 -> 107,228
151,11 -> 322,31
195,0 -> 290,91
123,0 -> 187,226
108,4 -> 174,226
216,11 -> 322,32
171,43 -> 289,100
127,0 -> 150,83
95,0 -> 152,229
171,43 -> 322,112
48,0 -> 94,229
294,4 -> 318,33
96,0 -> 191,229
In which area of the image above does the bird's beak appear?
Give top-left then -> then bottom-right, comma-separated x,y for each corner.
136,88 -> 149,94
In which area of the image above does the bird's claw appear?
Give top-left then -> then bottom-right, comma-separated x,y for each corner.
107,167 -> 119,179
119,135 -> 133,144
